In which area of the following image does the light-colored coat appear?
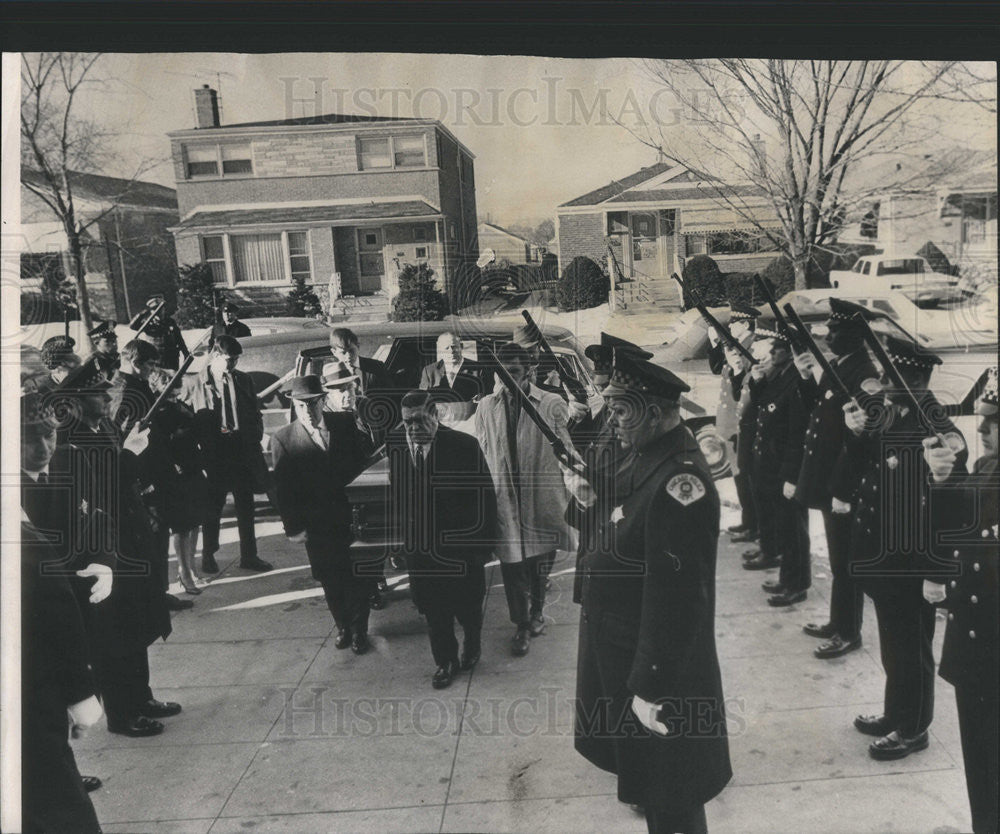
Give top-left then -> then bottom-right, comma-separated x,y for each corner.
475,384 -> 573,563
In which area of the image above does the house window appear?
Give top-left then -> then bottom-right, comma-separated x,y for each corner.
393,135 -> 426,168
415,247 -> 427,259
364,232 -> 379,247
186,145 -> 219,177
685,235 -> 707,255
201,235 -> 227,283
358,135 -> 427,170
287,231 -> 312,281
230,233 -> 285,283
221,143 -> 253,175
705,231 -> 778,256
607,212 -> 629,235
413,227 -> 427,242
359,137 -> 392,170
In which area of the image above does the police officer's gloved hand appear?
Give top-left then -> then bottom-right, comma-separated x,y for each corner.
922,437 -> 957,483
560,463 -> 596,508
842,402 -> 867,436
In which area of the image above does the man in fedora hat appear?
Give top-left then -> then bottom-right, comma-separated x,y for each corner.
562,351 -> 731,834
923,366 -> 998,833
271,375 -> 374,653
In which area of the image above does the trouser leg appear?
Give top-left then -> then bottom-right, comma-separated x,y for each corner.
645,804 -> 708,834
824,510 -> 862,639
955,686 -> 999,834
500,560 -> 530,627
201,476 -> 228,557
230,465 -> 258,561
528,550 -> 556,619
94,646 -> 151,724
734,468 -> 757,531
753,474 -> 779,558
424,603 -> 459,667
455,566 -> 486,655
778,496 -> 810,591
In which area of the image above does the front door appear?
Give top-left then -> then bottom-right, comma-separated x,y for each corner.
357,228 -> 385,294
628,211 -> 663,278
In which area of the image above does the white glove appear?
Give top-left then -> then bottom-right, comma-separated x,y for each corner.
123,423 -> 151,456
923,579 -> 946,606
792,352 -> 816,380
782,481 -> 796,500
922,437 -> 957,483
843,402 -> 866,436
560,464 -> 596,508
567,400 -> 589,422
287,531 -> 307,544
631,694 -> 669,736
76,563 -> 113,604
749,363 -> 766,382
68,695 -> 103,738
831,498 -> 851,515
707,327 -> 721,347
723,347 -> 747,374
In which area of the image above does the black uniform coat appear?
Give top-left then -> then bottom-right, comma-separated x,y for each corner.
386,425 -> 497,614
21,518 -> 101,834
795,348 -> 878,509
419,358 -> 494,402
750,360 -> 808,487
129,309 -> 189,369
211,318 -> 252,344
574,423 -> 732,812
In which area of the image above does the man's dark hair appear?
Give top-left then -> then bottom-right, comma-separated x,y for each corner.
401,389 -> 433,410
120,339 -> 160,365
497,342 -> 532,368
330,328 -> 359,349
212,335 -> 243,357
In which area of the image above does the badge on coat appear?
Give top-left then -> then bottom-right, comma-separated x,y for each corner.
666,473 -> 706,505
767,403 -> 777,412
824,389 -> 834,400
610,505 -> 625,524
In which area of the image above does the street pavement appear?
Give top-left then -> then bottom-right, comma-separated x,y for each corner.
76,482 -> 973,834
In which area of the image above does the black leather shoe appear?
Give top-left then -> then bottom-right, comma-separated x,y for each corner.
854,714 -> 893,737
334,629 -> 352,649
351,632 -> 369,655
732,529 -> 760,543
762,579 -> 786,594
368,592 -> 384,610
529,614 -> 546,636
743,554 -> 780,571
140,699 -> 182,718
108,716 -> 164,737
165,594 -> 194,611
201,553 -> 219,574
815,634 -> 862,659
869,730 -> 929,761
240,556 -> 273,572
460,648 -> 481,671
376,577 -> 388,593
741,548 -> 761,561
432,660 -> 459,689
803,621 -> 836,639
81,775 -> 102,793
727,523 -> 748,534
511,627 -> 530,657
768,589 -> 807,607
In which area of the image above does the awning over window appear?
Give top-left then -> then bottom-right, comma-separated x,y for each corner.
680,205 -> 780,235
174,200 -> 443,231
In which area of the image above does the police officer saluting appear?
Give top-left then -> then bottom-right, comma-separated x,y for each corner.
130,295 -> 189,370
563,351 -> 731,834
88,319 -> 120,382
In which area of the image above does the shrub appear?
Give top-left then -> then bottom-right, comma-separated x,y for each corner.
286,275 -> 322,318
680,254 -> 726,307
760,255 -> 797,301
391,262 -> 450,322
916,241 -> 953,275
556,255 -> 609,312
721,272 -> 759,308
174,263 -> 217,328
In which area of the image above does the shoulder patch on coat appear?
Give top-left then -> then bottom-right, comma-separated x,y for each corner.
666,472 -> 706,506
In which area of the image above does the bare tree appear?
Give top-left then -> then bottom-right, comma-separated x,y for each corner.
20,52 -> 158,334
631,60 -> 995,288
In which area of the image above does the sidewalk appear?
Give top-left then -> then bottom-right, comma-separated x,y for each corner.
76,485 -> 973,834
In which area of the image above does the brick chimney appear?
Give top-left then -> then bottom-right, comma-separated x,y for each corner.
194,85 -> 220,129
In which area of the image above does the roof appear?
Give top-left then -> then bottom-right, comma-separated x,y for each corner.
173,199 -> 441,231
478,222 -> 533,244
21,168 -> 178,210
219,113 -> 421,129
603,184 -> 765,203
559,162 -> 673,207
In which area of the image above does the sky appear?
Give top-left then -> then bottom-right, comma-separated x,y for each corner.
27,54 -> 1000,229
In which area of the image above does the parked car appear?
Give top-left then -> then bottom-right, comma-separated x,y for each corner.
828,252 -> 961,302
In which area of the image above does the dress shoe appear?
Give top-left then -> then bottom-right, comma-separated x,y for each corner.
351,632 -> 370,655
743,553 -> 780,571
140,699 -> 182,718
334,629 -> 352,649
376,577 -> 388,593
81,775 -> 102,793
180,580 -> 202,595
165,593 -> 194,611
814,634 -> 862,659
726,523 -> 749,534
368,591 -> 384,610
511,627 -> 531,657
432,660 -> 459,689
529,614 -> 546,636
460,648 -> 481,671
108,716 -> 164,737
803,621 -> 836,639
854,713 -> 893,737
761,579 -> 786,594
767,589 -> 807,607
869,730 -> 929,761
741,548 -> 761,562
732,529 -> 760,543
201,553 -> 219,574
239,556 -> 273,572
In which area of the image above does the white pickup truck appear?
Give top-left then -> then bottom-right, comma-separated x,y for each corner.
829,253 -> 961,301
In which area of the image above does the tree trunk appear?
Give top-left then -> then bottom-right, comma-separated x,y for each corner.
792,250 -> 810,291
66,231 -> 95,336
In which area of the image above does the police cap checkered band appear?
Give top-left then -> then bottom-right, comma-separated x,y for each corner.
884,335 -> 942,371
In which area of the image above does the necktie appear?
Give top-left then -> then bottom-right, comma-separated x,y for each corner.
222,375 -> 234,431
37,471 -> 48,485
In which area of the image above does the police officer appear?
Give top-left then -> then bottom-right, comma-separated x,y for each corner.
564,352 -> 731,834
795,299 -> 878,657
130,295 -> 189,370
923,367 -> 998,833
845,336 -> 967,760
212,301 -> 252,342
88,319 -> 120,381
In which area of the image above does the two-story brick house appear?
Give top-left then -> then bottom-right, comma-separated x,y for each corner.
168,87 -> 478,316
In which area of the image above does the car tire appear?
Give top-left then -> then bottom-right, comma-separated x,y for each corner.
693,422 -> 732,481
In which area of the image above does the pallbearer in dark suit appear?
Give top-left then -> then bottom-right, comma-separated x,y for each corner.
419,331 -> 494,403
271,375 -> 374,654
564,354 -> 731,834
846,336 -> 967,761
795,299 -> 878,657
388,390 -> 497,689
923,367 -> 998,833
